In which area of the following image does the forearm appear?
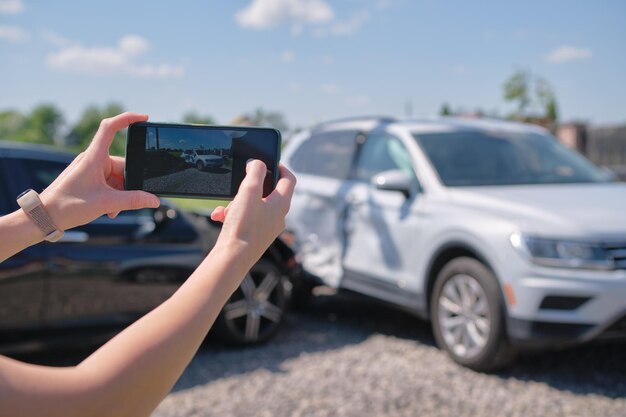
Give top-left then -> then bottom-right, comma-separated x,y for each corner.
78,242 -> 251,415
0,242 -> 254,417
0,209 -> 47,263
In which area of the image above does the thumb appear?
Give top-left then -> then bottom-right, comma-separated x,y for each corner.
109,190 -> 160,212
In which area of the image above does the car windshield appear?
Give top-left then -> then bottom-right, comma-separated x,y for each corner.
413,130 -> 611,186
196,150 -> 216,155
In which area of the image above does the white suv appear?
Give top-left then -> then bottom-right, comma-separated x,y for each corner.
282,116 -> 626,371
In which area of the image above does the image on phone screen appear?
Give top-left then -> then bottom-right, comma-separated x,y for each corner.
143,126 -> 234,195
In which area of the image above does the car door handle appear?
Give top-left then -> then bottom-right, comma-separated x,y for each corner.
56,231 -> 89,243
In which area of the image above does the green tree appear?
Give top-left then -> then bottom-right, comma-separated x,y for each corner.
535,76 -> 558,122
0,110 -> 26,140
440,103 -> 452,116
545,98 -> 558,122
503,70 -> 531,118
503,70 -> 558,123
7,104 -> 65,145
249,108 -> 289,133
182,112 -> 216,125
67,103 -> 125,155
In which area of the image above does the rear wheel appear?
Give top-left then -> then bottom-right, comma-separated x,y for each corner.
215,259 -> 287,344
431,257 -> 516,371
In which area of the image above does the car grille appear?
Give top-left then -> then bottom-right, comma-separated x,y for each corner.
604,242 -> 626,270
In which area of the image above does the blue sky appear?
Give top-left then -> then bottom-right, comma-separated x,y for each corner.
1,0 -> 624,130
154,127 -> 232,151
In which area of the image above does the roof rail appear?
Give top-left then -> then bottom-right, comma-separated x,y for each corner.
312,115 -> 396,130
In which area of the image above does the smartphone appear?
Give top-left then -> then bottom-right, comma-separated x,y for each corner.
125,122 -> 281,199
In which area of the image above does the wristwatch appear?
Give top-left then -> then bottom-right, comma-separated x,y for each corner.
16,189 -> 64,242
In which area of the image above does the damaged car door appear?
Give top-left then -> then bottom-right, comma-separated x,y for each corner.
286,129 -> 361,287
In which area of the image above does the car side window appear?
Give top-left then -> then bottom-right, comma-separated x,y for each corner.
355,133 -> 416,182
14,157 -> 151,218
289,130 -> 359,179
16,158 -> 68,193
0,159 -> 11,215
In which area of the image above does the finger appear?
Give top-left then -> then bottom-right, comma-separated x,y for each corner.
106,190 -> 160,213
108,211 -> 120,219
237,159 -> 267,200
210,206 -> 226,222
90,112 -> 148,156
107,156 -> 126,189
266,164 -> 296,205
107,172 -> 125,190
110,156 -> 125,177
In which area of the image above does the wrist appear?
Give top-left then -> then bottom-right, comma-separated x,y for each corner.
211,237 -> 257,272
6,208 -> 48,247
39,188 -> 70,231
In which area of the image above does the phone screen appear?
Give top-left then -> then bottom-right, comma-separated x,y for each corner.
125,122 -> 280,199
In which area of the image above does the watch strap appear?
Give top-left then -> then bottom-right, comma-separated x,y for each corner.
16,189 -> 64,242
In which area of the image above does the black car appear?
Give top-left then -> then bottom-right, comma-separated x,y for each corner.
0,140 -> 306,354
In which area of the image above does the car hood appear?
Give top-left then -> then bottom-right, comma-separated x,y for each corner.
446,182 -> 626,239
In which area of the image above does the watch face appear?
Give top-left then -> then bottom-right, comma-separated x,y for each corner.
17,188 -> 35,200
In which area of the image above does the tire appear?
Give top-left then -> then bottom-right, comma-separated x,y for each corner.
196,160 -> 204,170
215,259 -> 287,345
430,257 -> 516,372
289,277 -> 315,310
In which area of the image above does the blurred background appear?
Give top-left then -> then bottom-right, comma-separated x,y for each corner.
1,0 -> 625,177
2,1 -> 626,416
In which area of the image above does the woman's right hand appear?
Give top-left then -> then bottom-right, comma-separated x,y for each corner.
211,160 -> 296,267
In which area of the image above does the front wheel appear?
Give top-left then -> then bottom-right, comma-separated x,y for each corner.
196,160 -> 204,170
430,257 -> 516,372
215,259 -> 287,344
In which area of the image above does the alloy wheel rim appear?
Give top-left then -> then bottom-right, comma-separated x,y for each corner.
438,274 -> 491,358
222,269 -> 283,341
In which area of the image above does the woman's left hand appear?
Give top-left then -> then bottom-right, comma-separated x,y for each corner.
40,112 -> 161,231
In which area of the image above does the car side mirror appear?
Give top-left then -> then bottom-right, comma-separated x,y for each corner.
371,169 -> 417,198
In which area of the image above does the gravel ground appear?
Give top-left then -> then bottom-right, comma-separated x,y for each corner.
152,291 -> 626,417
145,167 -> 231,195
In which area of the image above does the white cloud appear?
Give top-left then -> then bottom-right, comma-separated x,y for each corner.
118,34 -> 150,56
0,24 -> 27,42
0,0 -> 24,14
545,45 -> 592,64
47,34 -> 184,78
281,49 -> 295,63
236,0 -> 333,29
313,10 -> 369,37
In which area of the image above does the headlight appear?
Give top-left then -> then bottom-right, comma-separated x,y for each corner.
510,234 -> 614,270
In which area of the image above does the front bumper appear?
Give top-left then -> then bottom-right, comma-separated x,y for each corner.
505,265 -> 626,348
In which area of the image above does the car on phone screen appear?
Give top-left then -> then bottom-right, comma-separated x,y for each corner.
0,140 -> 306,354
192,150 -> 223,170
282,116 -> 626,371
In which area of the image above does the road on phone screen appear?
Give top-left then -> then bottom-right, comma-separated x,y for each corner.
144,167 -> 231,195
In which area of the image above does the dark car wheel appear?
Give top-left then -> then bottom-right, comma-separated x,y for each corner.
196,160 -> 205,171
215,259 -> 287,344
431,257 -> 516,372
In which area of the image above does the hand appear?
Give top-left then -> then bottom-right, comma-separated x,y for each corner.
211,161 -> 296,266
40,112 -> 160,231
